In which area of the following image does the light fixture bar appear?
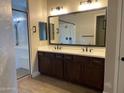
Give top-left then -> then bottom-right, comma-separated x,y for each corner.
80,0 -> 93,5
51,6 -> 63,11
87,0 -> 92,3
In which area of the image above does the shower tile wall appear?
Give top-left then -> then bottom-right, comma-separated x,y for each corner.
13,11 -> 29,70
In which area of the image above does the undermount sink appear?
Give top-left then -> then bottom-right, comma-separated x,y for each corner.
38,46 -> 105,58
48,48 -> 95,55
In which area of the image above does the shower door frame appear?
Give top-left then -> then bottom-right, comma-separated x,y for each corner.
12,8 -> 31,79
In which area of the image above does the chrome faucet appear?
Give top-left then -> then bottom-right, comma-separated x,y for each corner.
54,45 -> 62,50
85,46 -> 88,52
81,46 -> 93,52
89,49 -> 93,52
81,47 -> 86,52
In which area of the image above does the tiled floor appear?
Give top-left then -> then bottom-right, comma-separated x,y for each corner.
16,68 -> 30,79
18,75 -> 100,93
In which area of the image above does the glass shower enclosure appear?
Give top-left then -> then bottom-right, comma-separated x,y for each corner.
12,10 -> 30,79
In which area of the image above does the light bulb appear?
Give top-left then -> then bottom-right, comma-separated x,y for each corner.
50,8 -> 68,15
78,0 -> 102,11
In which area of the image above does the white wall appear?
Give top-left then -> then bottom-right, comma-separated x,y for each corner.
0,0 -> 17,93
28,0 -> 48,75
104,0 -> 123,93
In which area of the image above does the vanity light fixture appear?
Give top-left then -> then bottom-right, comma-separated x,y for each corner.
80,0 -> 99,5
50,6 -> 68,15
80,0 -> 92,5
56,6 -> 63,11
79,0 -> 101,11
51,6 -> 63,11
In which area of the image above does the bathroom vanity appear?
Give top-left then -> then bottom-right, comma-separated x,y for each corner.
38,7 -> 107,92
38,47 -> 105,91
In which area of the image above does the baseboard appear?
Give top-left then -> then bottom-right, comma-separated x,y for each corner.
18,75 -> 31,81
31,71 -> 40,78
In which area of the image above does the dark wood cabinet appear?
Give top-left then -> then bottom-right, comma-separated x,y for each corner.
64,55 -> 81,83
53,54 -> 64,79
84,58 -> 105,90
38,52 -> 55,76
38,51 -> 105,91
74,56 -> 89,85
38,52 -> 63,78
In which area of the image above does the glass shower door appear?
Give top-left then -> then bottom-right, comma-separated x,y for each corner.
12,10 -> 30,79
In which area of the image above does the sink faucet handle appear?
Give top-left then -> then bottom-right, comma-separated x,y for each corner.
59,46 -> 62,50
56,45 -> 58,50
89,49 -> 93,52
81,47 -> 85,52
86,47 -> 88,52
54,46 -> 57,50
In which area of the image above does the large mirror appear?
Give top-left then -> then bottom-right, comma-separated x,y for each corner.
48,8 -> 107,46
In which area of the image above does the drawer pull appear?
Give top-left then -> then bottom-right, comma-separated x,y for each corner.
56,55 -> 63,58
64,56 -> 73,60
121,57 -> 124,61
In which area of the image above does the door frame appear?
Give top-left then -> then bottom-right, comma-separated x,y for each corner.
12,7 -> 32,79
117,0 -> 124,92
103,0 -> 123,93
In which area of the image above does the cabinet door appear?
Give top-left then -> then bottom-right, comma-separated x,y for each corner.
74,56 -> 88,85
38,52 -> 46,73
53,54 -> 64,79
45,53 -> 55,76
84,58 -> 105,90
38,52 -> 55,76
64,55 -> 81,83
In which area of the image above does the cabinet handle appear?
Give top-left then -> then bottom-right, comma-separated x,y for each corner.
121,57 -> 124,61
56,55 -> 63,59
38,53 -> 44,56
93,60 -> 100,64
64,56 -> 73,60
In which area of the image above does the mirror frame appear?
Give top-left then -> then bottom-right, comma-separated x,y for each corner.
48,7 -> 107,47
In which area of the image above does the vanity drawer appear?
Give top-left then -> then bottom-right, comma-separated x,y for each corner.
55,54 -> 63,59
73,56 -> 89,62
64,55 -> 73,60
45,52 -> 55,57
91,58 -> 105,66
38,52 -> 45,56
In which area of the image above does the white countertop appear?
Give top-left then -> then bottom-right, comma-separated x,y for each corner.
38,46 -> 106,58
